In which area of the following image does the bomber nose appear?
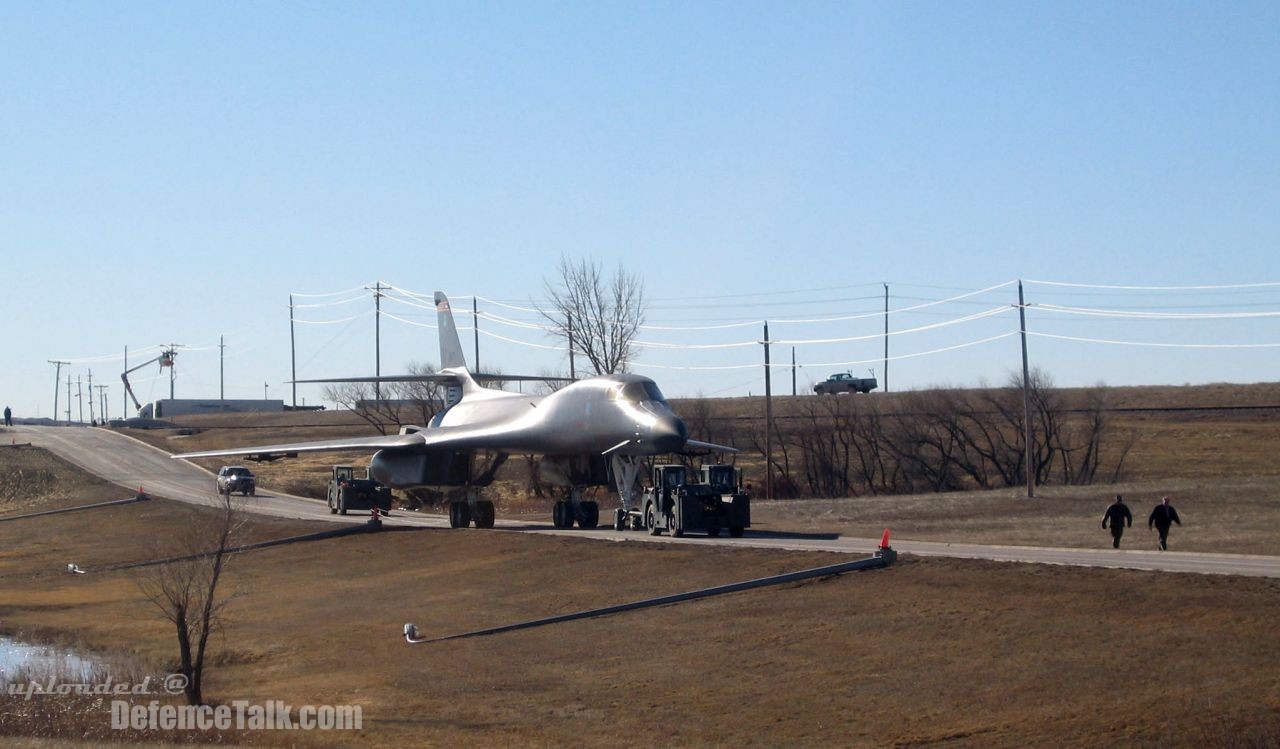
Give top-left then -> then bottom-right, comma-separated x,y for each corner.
650,415 -> 688,452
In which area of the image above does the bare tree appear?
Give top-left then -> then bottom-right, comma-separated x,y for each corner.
322,361 -> 446,434
539,257 -> 646,375
136,493 -> 244,705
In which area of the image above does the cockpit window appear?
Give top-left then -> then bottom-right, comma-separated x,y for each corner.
614,381 -> 667,403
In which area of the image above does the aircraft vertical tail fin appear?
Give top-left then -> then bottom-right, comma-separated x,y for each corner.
435,292 -> 468,371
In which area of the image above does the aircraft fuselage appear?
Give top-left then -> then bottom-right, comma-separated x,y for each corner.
434,373 -> 686,457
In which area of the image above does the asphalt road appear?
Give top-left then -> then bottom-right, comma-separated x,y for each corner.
13,425 -> 1280,578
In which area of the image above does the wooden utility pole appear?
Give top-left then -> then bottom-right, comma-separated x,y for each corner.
568,313 -> 576,380
473,297 -> 480,371
48,360 -> 68,424
86,370 -> 95,424
219,335 -> 225,400
164,344 -> 180,401
1018,280 -> 1034,498
883,283 -> 890,393
763,321 -> 773,502
289,295 -> 297,408
372,283 -> 385,401
791,347 -> 796,396
76,375 -> 84,424
66,375 -> 72,425
122,346 -> 128,416
96,385 -> 108,422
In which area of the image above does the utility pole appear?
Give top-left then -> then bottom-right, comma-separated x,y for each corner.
48,360 -> 68,424
86,370 -> 95,424
289,295 -> 297,408
264,382 -> 269,400
473,297 -> 480,372
1018,280 -> 1034,499
369,282 -> 385,401
219,335 -> 226,400
96,385 -> 108,423
763,321 -> 773,502
791,347 -> 796,396
567,313 -> 576,380
883,283 -> 890,393
76,375 -> 84,424
66,375 -> 72,425
122,346 -> 128,417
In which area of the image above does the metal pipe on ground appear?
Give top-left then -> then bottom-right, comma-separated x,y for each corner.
405,545 -> 898,645
67,521 -> 418,574
0,494 -> 150,523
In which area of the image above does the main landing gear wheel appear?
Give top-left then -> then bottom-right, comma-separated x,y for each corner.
448,501 -> 471,529
337,489 -> 348,516
577,501 -> 599,529
474,500 -> 496,529
614,508 -> 627,532
552,500 -> 571,529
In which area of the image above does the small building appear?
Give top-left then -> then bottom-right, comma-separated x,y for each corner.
139,399 -> 286,418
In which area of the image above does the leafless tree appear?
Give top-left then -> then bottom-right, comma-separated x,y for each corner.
135,493 -> 244,705
533,368 -> 573,395
322,361 -> 446,434
539,257 -> 646,375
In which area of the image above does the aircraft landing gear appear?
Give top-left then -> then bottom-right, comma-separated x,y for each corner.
552,489 -> 598,529
448,500 -> 470,529
448,494 -> 496,529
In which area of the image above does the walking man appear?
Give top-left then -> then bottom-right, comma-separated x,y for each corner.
1148,496 -> 1182,551
1102,494 -> 1133,548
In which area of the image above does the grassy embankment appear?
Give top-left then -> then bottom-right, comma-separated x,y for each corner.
2,440 -> 1279,746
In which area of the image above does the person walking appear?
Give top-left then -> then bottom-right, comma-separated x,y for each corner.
1148,496 -> 1182,551
3,406 -> 11,427
1102,495 -> 1133,548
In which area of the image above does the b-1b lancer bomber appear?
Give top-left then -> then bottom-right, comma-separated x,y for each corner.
174,292 -> 735,529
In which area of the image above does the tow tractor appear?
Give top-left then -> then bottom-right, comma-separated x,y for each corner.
327,465 -> 394,516
615,464 -> 750,538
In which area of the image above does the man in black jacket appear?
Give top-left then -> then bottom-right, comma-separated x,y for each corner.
1148,496 -> 1182,551
1102,495 -> 1133,548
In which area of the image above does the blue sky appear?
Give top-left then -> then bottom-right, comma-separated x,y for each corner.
2,2 -> 1277,419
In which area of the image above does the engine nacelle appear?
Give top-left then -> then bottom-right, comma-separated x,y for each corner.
370,449 -> 471,489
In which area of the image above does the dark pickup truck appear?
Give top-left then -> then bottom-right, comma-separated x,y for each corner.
814,372 -> 878,395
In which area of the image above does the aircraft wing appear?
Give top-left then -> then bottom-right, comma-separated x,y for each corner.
172,432 -> 428,461
171,422 -> 536,462
292,373 -> 574,384
682,439 -> 740,454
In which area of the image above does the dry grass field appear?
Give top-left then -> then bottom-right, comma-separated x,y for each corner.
2,445 -> 1280,746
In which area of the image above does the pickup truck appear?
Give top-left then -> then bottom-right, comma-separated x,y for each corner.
813,372 -> 878,395
216,466 -> 257,496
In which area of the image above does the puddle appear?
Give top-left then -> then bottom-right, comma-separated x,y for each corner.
0,636 -> 97,683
